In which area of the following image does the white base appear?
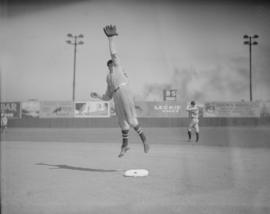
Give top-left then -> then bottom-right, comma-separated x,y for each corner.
124,169 -> 149,177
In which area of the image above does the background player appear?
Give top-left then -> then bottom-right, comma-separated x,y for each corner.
91,25 -> 150,157
1,112 -> 8,134
186,101 -> 200,142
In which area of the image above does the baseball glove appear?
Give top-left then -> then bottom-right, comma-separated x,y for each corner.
103,25 -> 118,37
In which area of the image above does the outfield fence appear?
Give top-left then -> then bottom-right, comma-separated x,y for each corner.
4,117 -> 270,128
1,100 -> 270,127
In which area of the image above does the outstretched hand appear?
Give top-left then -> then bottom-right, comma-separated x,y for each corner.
103,25 -> 118,37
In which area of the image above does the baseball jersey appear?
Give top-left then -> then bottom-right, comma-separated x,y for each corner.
102,53 -> 128,100
186,105 -> 199,119
1,116 -> 8,126
101,52 -> 138,130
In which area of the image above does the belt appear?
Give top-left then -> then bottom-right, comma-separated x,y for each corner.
113,82 -> 127,93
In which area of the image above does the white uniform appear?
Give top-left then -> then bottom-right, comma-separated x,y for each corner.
186,104 -> 199,133
101,49 -> 138,130
1,114 -> 8,132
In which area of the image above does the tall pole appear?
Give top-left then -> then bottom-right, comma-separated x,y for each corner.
66,34 -> 84,102
243,34 -> 258,102
249,37 -> 252,102
72,37 -> 77,102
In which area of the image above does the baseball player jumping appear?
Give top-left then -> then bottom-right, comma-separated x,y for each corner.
186,101 -> 200,142
91,25 -> 150,158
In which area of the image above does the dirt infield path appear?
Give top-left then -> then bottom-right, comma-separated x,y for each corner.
1,127 -> 270,214
2,127 -> 270,147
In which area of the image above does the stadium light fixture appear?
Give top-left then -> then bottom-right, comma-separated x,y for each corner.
253,34 -> 259,39
66,33 -> 84,102
243,34 -> 259,102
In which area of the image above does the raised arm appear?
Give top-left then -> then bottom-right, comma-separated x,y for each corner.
108,37 -> 117,56
103,25 -> 120,65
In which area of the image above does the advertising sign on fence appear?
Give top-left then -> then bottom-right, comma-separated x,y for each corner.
135,101 -> 187,117
74,101 -> 110,118
260,101 -> 270,117
21,100 -> 40,118
0,102 -> 21,119
204,101 -> 261,117
40,101 -> 74,118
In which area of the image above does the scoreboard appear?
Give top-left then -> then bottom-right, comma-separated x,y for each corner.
163,89 -> 177,101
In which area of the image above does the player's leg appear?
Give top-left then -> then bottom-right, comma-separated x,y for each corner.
123,94 -> 150,153
1,119 -> 5,134
119,128 -> 130,158
187,120 -> 192,141
187,129 -> 192,141
126,116 -> 149,153
194,119 -> 199,142
195,132 -> 199,142
133,123 -> 149,153
128,115 -> 149,153
115,101 -> 131,157
4,121 -> 8,133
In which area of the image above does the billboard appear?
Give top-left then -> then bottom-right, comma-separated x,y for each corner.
40,101 -> 74,118
0,102 -> 21,119
260,101 -> 270,117
204,101 -> 261,117
74,101 -> 110,118
135,101 -> 187,118
21,100 -> 40,118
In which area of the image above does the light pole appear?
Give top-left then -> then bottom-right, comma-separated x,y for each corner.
66,33 -> 84,102
243,34 -> 258,102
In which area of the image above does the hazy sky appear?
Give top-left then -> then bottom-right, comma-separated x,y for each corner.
1,0 -> 270,102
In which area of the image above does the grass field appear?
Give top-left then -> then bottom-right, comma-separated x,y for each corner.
1,127 -> 270,214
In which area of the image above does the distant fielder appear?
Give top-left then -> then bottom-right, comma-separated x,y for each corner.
91,25 -> 150,158
186,101 -> 200,142
1,113 -> 8,134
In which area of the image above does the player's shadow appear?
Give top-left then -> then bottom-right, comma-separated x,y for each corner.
36,162 -> 122,173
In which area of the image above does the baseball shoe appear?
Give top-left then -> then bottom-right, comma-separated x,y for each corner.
118,146 -> 130,158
